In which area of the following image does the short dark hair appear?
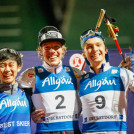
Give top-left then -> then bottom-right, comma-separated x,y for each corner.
0,48 -> 22,66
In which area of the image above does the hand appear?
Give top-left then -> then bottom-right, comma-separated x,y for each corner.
31,109 -> 45,123
118,56 -> 132,70
82,70 -> 86,74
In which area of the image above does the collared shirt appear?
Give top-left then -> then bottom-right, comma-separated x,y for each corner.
42,60 -> 62,74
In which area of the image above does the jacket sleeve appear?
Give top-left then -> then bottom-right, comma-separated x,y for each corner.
120,67 -> 134,92
17,67 -> 36,93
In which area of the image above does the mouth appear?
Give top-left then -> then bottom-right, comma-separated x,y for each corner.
49,56 -> 58,61
91,53 -> 101,60
4,74 -> 12,79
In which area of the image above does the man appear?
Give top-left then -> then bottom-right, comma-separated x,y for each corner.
18,26 -> 82,134
0,48 -> 32,134
79,29 -> 134,134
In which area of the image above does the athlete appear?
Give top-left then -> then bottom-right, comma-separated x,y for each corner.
18,26 -> 82,134
79,29 -> 134,134
0,48 -> 32,134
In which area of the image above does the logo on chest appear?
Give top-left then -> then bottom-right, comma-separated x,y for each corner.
84,77 -> 117,91
0,97 -> 27,112
42,76 -> 73,90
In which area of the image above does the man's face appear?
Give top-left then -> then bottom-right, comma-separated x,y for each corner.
83,37 -> 107,66
0,60 -> 21,84
42,41 -> 64,67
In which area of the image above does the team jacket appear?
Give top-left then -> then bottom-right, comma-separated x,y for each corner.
79,64 -> 134,134
0,83 -> 31,134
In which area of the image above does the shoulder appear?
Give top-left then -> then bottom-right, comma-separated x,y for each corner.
71,67 -> 85,79
62,65 -> 84,78
17,67 -> 36,87
120,67 -> 134,76
20,67 -> 35,78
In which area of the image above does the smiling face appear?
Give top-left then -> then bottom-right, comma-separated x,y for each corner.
0,59 -> 21,84
83,37 -> 107,67
41,41 -> 65,67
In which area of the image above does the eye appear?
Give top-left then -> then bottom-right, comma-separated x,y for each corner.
96,43 -> 101,47
9,64 -> 14,67
44,46 -> 50,51
53,46 -> 61,50
0,64 -> 4,68
9,62 -> 15,67
86,45 -> 92,49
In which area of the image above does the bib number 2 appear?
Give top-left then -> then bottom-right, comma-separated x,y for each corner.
55,95 -> 66,109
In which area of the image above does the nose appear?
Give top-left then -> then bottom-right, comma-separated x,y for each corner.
5,65 -> 10,71
49,48 -> 56,52
93,45 -> 98,51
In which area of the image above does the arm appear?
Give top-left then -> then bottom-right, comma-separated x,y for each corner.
119,56 -> 132,70
18,68 -> 46,123
120,68 -> 134,92
17,67 -> 36,91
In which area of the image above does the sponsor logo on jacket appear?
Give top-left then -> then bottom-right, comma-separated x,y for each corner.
42,76 -> 73,90
84,77 -> 116,91
0,97 -> 27,112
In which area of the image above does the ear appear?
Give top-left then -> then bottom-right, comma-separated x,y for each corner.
17,65 -> 22,72
82,52 -> 86,58
105,48 -> 108,54
62,46 -> 65,52
61,45 -> 67,58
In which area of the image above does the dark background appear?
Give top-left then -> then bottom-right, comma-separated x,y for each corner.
0,0 -> 134,50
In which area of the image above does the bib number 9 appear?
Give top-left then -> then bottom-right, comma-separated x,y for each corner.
95,95 -> 105,109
